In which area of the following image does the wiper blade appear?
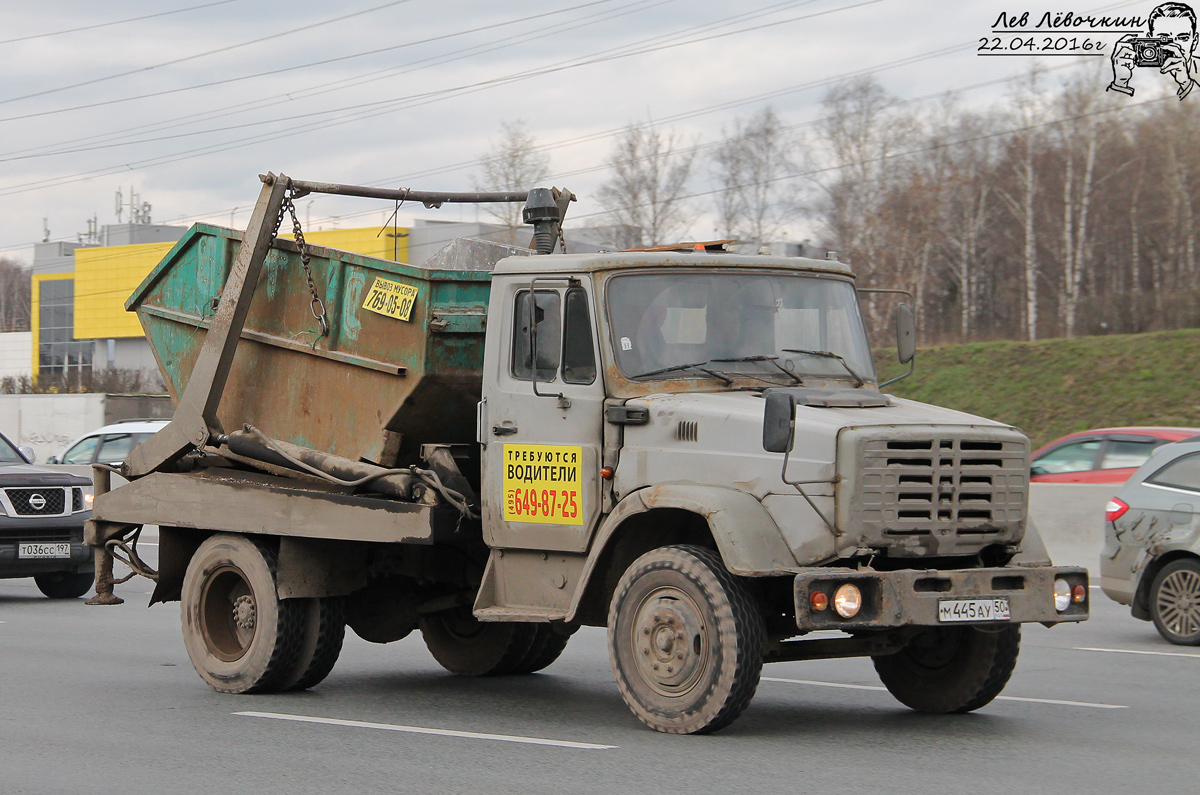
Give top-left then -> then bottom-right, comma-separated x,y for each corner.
711,355 -> 802,385
781,349 -> 865,387
632,361 -> 733,386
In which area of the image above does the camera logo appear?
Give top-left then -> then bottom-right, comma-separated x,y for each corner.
1110,2 -> 1199,98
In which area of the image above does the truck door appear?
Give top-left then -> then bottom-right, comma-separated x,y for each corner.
480,277 -> 604,553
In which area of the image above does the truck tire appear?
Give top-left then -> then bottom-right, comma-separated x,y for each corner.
281,596 -> 346,691
419,606 -> 538,676
510,625 -> 572,674
180,533 -> 304,694
873,624 -> 1020,713
34,570 -> 94,599
1150,558 -> 1200,645
607,545 -> 764,734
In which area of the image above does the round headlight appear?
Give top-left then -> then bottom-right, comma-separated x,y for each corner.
1053,578 -> 1071,612
833,583 -> 862,618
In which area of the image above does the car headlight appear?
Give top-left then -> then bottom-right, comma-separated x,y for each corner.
84,491 -> 95,510
1053,578 -> 1072,612
833,583 -> 863,618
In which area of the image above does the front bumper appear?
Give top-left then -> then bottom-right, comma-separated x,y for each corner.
793,565 -> 1089,631
0,513 -> 93,578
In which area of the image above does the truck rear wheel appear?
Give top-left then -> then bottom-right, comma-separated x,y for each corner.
608,545 -> 764,734
510,625 -> 572,674
34,570 -> 94,599
181,534 -> 304,694
419,607 -> 538,676
281,597 -> 346,691
873,624 -> 1020,713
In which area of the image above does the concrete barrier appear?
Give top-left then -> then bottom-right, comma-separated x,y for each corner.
0,393 -> 171,464
1029,483 -> 1116,574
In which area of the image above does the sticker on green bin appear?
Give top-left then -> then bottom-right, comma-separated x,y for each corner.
362,277 -> 419,321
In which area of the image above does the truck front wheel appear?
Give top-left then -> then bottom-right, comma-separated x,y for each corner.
873,624 -> 1020,713
608,545 -> 764,734
180,534 -> 304,694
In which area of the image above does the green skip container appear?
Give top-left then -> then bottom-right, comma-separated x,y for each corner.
128,224 -> 528,464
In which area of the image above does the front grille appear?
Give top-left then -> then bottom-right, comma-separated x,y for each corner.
4,487 -> 67,516
72,488 -> 83,512
0,528 -> 74,544
838,427 -> 1029,556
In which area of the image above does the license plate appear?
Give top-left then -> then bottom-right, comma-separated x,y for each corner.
938,597 -> 1011,623
18,543 -> 71,559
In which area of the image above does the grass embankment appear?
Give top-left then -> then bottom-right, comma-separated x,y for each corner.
874,329 -> 1200,448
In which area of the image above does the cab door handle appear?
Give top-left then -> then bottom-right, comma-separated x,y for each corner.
492,425 -> 518,436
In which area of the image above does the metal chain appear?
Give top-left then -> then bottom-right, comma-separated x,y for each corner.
280,187 -> 329,337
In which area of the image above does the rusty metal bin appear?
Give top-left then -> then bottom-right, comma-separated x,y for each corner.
128,224 -> 524,464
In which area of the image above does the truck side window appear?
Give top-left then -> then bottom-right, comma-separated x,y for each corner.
562,288 -> 596,385
512,290 -> 561,382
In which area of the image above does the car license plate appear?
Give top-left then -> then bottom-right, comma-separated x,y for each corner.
18,542 -> 71,559
938,597 -> 1011,623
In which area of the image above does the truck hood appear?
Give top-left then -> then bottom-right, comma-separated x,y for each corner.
615,389 -> 1020,500
615,389 -> 1029,566
632,390 -> 1012,436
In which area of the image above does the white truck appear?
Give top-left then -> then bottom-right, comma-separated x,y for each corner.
87,173 -> 1088,734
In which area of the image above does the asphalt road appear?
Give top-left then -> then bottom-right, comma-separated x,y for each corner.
2,559 -> 1197,795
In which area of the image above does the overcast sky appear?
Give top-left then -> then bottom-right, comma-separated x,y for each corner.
0,0 -> 1152,262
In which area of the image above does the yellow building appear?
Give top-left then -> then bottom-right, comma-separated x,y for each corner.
32,225 -> 408,380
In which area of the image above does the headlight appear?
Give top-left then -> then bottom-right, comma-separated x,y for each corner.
84,491 -> 95,509
833,583 -> 863,618
1053,578 -> 1071,612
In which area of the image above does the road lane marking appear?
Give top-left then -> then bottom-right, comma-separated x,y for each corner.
1075,646 -> 1200,659
235,711 -> 617,749
761,677 -> 1126,709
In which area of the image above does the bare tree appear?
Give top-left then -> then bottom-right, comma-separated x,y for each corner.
472,120 -> 550,239
711,107 -> 799,247
813,77 -> 918,279
0,257 -> 31,332
996,65 -> 1047,341
596,122 -> 697,246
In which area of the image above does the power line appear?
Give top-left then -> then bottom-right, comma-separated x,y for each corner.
566,93 -> 1174,224
0,57 -> 1134,255
0,1 -> 238,45
0,1 -> 414,107
0,0 -> 845,192
0,0 -> 1144,252
0,0 -> 633,127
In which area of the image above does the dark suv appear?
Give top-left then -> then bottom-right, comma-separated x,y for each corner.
0,431 -> 94,598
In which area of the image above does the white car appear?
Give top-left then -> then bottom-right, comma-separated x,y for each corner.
49,419 -> 169,467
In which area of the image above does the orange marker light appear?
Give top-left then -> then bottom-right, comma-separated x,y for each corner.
600,466 -> 613,479
1072,584 -> 1087,604
810,591 -> 829,612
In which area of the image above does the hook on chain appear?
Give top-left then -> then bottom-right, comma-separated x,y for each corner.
281,181 -> 330,338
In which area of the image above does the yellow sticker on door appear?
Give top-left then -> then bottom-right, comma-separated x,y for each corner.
362,277 -> 419,321
503,444 -> 584,525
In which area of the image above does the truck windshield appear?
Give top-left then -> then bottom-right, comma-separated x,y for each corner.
607,271 -> 875,384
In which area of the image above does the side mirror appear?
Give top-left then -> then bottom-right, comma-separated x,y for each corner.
762,392 -> 796,453
18,446 -> 36,464
896,304 -> 916,365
